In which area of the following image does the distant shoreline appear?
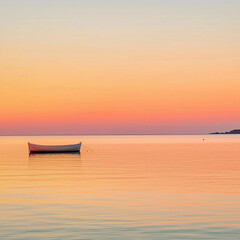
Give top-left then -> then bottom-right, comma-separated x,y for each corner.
210,129 -> 240,134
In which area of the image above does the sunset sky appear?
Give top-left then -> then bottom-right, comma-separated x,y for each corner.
0,0 -> 239,135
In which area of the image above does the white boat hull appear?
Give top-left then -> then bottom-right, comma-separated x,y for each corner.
28,142 -> 81,153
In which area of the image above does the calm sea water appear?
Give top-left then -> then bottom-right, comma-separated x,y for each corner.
0,135 -> 239,239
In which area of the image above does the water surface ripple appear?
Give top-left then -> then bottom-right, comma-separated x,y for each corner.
0,135 -> 239,239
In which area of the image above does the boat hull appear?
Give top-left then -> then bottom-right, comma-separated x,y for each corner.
28,142 -> 81,153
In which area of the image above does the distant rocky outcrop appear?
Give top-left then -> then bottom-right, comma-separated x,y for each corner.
210,129 -> 240,134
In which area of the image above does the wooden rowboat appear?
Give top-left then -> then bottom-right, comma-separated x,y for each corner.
28,142 -> 81,153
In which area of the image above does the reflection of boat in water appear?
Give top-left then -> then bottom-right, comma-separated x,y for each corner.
28,152 -> 81,170
28,142 -> 81,153
29,152 -> 80,157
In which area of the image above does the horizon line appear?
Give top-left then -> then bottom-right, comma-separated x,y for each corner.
0,133 -> 211,136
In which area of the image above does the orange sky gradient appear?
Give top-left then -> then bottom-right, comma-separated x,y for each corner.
0,1 -> 239,134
